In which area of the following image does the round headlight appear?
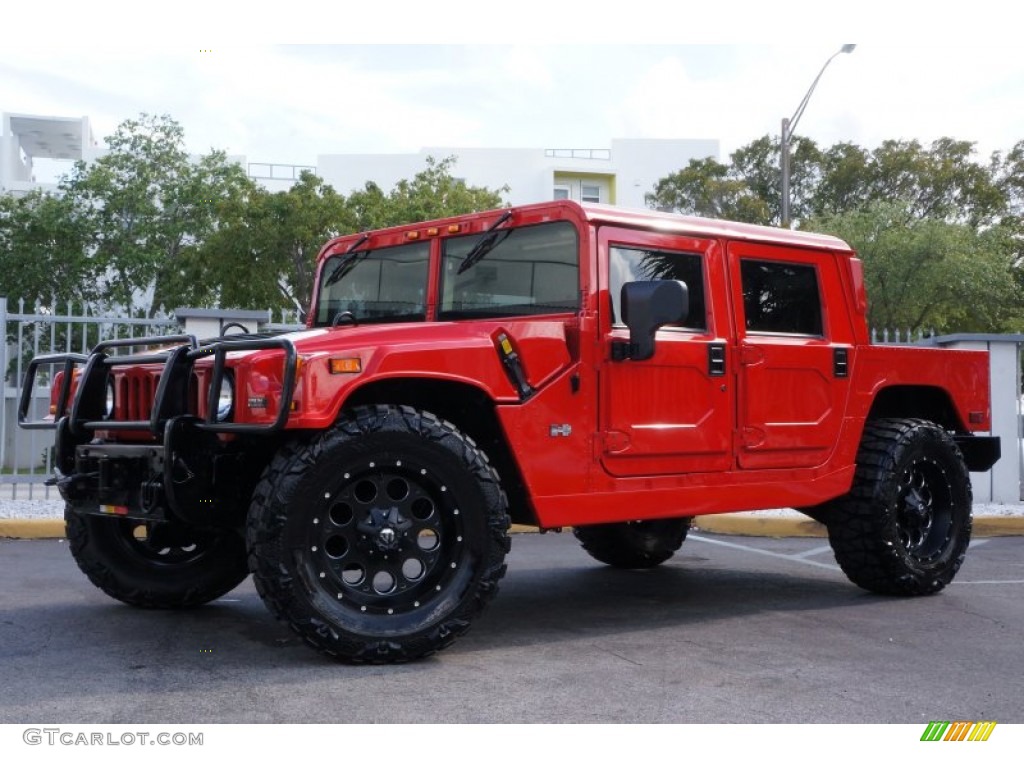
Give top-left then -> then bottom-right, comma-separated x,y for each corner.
104,377 -> 116,419
216,373 -> 234,422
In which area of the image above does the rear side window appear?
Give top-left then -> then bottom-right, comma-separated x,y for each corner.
609,246 -> 706,330
740,259 -> 823,336
440,221 -> 579,319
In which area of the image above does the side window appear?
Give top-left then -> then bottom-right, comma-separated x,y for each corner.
609,246 -> 707,330
740,259 -> 823,336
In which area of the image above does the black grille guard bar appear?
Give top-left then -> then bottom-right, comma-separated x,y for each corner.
19,333 -> 299,436
18,352 -> 89,430
197,337 -> 298,434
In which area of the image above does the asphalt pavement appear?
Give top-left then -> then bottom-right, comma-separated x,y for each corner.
1,530 -> 1021,723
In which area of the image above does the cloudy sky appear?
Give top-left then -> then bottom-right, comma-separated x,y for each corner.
3,4 -> 1022,184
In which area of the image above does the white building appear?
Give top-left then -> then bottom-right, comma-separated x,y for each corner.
0,113 -> 103,196
0,111 -> 247,196
317,138 -> 719,210
3,111 -> 719,210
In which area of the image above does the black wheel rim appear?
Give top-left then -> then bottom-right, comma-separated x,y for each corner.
115,520 -> 213,566
895,457 -> 956,563
304,458 -> 465,615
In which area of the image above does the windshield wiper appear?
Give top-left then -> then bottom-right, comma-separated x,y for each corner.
324,234 -> 372,287
456,210 -> 514,275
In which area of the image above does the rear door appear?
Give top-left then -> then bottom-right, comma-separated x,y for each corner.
727,242 -> 851,470
598,227 -> 734,477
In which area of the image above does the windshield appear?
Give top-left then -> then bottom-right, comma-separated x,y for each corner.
314,240 -> 430,326
440,221 -> 579,319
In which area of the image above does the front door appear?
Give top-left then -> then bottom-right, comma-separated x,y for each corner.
598,227 -> 734,477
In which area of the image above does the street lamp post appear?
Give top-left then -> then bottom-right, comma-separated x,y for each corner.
780,44 -> 856,228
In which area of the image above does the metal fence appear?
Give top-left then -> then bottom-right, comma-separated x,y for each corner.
870,327 -> 935,344
1,297 -> 183,499
1,297 -> 299,499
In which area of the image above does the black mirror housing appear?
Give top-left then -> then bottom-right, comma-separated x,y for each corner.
620,280 -> 689,361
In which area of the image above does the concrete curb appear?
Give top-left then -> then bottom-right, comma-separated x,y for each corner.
692,514 -> 1024,538
3,517 -> 1023,540
0,519 -> 67,539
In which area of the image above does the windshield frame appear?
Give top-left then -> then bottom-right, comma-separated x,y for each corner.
310,210 -> 585,328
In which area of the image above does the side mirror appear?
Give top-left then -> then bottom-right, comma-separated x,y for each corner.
620,280 -> 688,361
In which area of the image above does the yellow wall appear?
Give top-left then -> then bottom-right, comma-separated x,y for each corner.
553,171 -> 616,204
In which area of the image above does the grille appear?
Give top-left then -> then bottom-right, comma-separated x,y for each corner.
115,370 -> 160,422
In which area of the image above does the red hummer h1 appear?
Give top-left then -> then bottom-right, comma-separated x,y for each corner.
21,200 -> 1000,662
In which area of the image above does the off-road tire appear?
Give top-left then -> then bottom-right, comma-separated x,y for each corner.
247,405 -> 511,663
573,517 -> 692,568
826,418 -> 972,596
65,507 -> 249,609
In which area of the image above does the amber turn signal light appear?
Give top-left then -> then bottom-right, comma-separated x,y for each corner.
329,357 -> 362,374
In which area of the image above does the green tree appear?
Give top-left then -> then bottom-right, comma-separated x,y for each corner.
991,139 -> 1024,238
806,201 -> 1020,333
649,134 -> 1024,334
810,142 -> 873,218
150,151 -> 258,311
56,113 -> 256,314
346,155 -> 508,231
644,157 -> 770,224
0,189 -> 94,308
728,134 -> 828,225
645,136 -> 819,226
185,171 -> 353,314
187,156 -> 509,315
860,138 -> 1004,226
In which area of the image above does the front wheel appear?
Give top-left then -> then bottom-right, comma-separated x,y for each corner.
66,507 -> 249,608
826,418 -> 972,596
247,405 -> 510,663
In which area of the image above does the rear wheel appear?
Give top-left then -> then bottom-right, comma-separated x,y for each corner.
247,405 -> 510,663
65,507 -> 248,608
826,418 -> 972,596
574,517 -> 692,568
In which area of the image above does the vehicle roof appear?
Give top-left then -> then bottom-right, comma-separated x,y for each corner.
576,202 -> 853,251
320,199 -> 853,256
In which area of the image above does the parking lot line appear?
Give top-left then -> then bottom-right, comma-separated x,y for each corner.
793,545 -> 833,559
688,534 -> 842,571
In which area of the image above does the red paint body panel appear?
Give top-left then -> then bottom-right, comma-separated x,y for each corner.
73,200 -> 993,529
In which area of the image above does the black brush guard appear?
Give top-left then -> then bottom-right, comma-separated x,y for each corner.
18,334 -> 298,525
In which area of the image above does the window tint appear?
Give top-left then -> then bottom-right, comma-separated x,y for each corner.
440,221 -> 579,319
740,259 -> 823,336
315,241 -> 429,326
609,246 -> 706,330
